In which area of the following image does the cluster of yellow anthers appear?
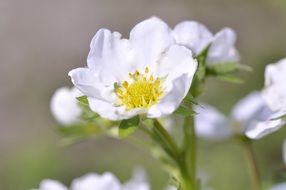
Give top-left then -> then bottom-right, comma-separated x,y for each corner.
115,67 -> 164,110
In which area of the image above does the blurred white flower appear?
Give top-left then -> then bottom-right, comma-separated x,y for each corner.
270,182 -> 286,190
232,91 -> 285,139
206,28 -> 240,65
50,87 -> 82,125
37,169 -> 149,190
195,104 -> 232,140
262,58 -> 286,115
195,91 -> 285,140
69,17 -> 197,121
39,179 -> 68,190
173,21 -> 239,64
172,21 -> 212,55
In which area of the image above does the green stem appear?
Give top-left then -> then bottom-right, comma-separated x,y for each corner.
183,115 -> 197,190
153,119 -> 181,157
141,119 -> 195,190
242,138 -> 262,190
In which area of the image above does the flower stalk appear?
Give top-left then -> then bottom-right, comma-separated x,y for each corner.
241,137 -> 262,190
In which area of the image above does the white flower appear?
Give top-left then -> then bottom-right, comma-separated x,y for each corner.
194,104 -> 232,140
37,169 -> 149,190
270,183 -> 286,190
50,87 -> 82,125
172,21 -> 212,55
69,17 -> 197,121
206,27 -> 240,64
38,179 -> 68,190
195,91 -> 285,140
262,58 -> 286,115
173,21 -> 239,64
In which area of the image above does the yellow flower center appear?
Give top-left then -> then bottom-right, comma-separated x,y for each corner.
115,67 -> 164,110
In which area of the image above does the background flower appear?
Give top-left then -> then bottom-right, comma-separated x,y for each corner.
37,169 -> 149,190
172,21 -> 239,64
262,58 -> 286,115
194,91 -> 284,140
50,87 -> 82,125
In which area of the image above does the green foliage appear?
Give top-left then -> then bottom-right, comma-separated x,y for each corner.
76,96 -> 99,122
76,95 -> 89,106
175,94 -> 198,117
206,62 -> 252,76
174,105 -> 197,117
206,62 -> 239,75
118,116 -> 140,138
216,75 -> 244,84
58,124 -> 103,137
191,46 -> 209,97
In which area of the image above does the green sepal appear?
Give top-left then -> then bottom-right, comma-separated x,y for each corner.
76,95 -> 89,106
183,93 -> 199,106
206,62 -> 238,75
76,96 -> 99,122
191,46 -> 210,97
217,75 -> 244,84
118,116 -> 140,138
195,44 -> 211,65
174,105 -> 197,117
206,62 -> 251,76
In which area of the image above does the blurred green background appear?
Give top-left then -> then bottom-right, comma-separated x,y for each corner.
1,0 -> 286,189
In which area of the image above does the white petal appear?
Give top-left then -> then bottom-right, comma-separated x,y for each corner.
262,58 -> 286,113
231,91 -> 273,132
87,29 -> 135,85
88,97 -> 140,121
71,173 -> 121,190
156,45 -> 198,85
39,179 -> 68,190
264,58 -> 286,86
195,104 -> 233,140
147,45 -> 197,118
123,168 -> 150,190
147,74 -> 193,118
68,68 -> 115,101
207,27 -> 240,64
50,87 -> 82,125
263,85 -> 286,114
245,112 -> 285,139
129,17 -> 175,71
270,183 -> 286,190
283,140 -> 286,165
173,21 -> 213,55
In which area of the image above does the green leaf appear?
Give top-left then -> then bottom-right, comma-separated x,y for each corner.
119,116 -> 140,138
217,75 -> 244,84
174,105 -> 197,117
206,62 -> 238,75
183,93 -> 199,106
195,44 -> 211,65
206,62 -> 252,76
76,95 -> 89,106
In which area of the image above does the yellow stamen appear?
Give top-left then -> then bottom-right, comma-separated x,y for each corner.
115,67 -> 164,110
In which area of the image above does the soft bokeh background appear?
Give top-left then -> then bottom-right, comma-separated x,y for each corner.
1,0 -> 286,189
